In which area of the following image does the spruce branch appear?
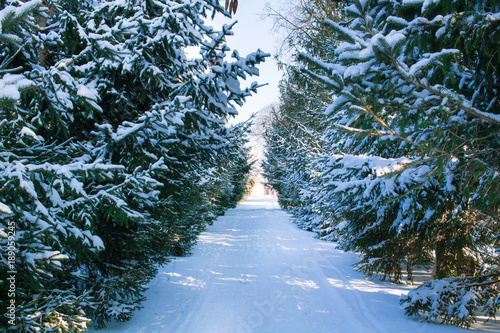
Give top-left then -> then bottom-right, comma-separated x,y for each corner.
0,41 -> 28,70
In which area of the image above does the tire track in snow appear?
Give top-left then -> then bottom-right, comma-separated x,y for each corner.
317,255 -> 387,332
170,224 -> 241,332
272,217 -> 386,332
162,253 -> 215,331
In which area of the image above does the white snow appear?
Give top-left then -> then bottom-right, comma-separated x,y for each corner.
402,0 -> 424,5
0,74 -> 33,100
20,126 -> 39,140
0,202 -> 12,214
24,250 -> 69,268
488,13 -> 500,21
408,49 -> 459,76
476,109 -> 500,124
82,230 -> 105,250
88,196 -> 500,333
77,84 -> 99,101
421,0 -> 440,13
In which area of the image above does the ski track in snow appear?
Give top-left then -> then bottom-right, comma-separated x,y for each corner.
90,196 -> 500,333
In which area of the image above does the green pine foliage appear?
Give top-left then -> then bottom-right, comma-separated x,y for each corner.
0,0 -> 266,331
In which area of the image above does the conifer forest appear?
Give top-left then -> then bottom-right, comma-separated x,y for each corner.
1,0 -> 499,332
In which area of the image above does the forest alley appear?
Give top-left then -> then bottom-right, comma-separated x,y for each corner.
90,195 -> 498,333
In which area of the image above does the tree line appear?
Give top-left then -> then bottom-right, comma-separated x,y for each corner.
262,0 -> 500,328
0,0 -> 265,331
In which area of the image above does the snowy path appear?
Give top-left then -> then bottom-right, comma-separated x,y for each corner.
91,196 -> 499,333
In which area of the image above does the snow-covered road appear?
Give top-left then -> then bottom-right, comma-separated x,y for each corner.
91,196 -> 499,333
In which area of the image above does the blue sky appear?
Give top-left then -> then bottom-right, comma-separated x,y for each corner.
211,0 -> 283,124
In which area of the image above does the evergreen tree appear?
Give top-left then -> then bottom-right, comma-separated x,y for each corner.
264,0 -> 500,327
261,0 -> 342,233
302,0 -> 500,281
262,65 -> 328,228
0,0 -> 266,331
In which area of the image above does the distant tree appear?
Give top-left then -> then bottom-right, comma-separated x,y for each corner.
262,65 -> 328,221
261,0 -> 341,232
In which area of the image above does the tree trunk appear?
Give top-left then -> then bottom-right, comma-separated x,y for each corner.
37,2 -> 47,66
38,1 -> 55,67
434,239 -> 449,280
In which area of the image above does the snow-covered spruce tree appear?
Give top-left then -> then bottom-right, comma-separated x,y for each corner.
263,106 -> 311,211
209,120 -> 256,210
1,1 -> 100,331
0,0 -> 266,331
299,0 -> 500,326
261,0 -> 344,233
262,63 -> 329,233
